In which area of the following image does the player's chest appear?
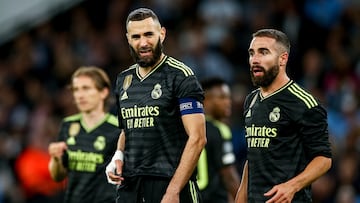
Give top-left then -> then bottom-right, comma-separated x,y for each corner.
118,74 -> 175,107
65,125 -> 114,152
244,99 -> 291,129
244,99 -> 297,149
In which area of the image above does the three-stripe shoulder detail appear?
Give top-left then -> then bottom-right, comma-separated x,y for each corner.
288,83 -> 318,109
166,57 -> 194,77
129,64 -> 137,70
121,64 -> 137,74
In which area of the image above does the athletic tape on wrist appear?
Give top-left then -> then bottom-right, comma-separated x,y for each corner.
113,150 -> 124,162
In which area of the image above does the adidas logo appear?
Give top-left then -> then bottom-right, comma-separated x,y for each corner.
246,109 -> 251,118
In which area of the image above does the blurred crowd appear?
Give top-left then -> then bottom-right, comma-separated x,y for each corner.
0,0 -> 359,202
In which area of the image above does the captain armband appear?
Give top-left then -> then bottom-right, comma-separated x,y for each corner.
179,98 -> 204,115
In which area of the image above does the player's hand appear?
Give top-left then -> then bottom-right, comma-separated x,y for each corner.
105,151 -> 125,185
264,182 -> 296,203
48,141 -> 67,159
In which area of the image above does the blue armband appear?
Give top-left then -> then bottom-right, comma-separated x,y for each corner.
179,98 -> 204,115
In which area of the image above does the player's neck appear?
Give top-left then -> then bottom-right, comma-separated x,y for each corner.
82,109 -> 106,129
260,75 -> 290,97
138,54 -> 165,77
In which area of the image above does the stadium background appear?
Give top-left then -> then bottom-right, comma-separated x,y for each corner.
0,0 -> 359,202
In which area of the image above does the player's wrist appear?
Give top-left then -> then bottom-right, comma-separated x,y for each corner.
113,150 -> 124,162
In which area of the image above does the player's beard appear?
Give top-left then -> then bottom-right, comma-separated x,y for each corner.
129,39 -> 163,68
250,64 -> 279,87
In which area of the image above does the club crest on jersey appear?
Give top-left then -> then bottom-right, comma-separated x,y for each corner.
269,107 -> 280,122
151,83 -> 162,99
121,74 -> 133,100
94,136 -> 106,151
67,123 -> 80,145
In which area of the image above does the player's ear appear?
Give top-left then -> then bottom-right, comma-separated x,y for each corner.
160,27 -> 166,43
101,87 -> 110,100
279,52 -> 288,67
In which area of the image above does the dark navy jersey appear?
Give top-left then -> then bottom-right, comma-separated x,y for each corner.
58,113 -> 120,203
114,56 -> 204,179
243,80 -> 331,202
197,116 -> 236,203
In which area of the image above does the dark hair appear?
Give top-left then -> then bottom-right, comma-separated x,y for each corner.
126,8 -> 160,26
200,77 -> 227,92
252,29 -> 290,54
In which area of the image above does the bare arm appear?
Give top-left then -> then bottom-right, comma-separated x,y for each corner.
106,130 -> 125,184
115,130 -> 126,174
235,160 -> 248,203
220,165 -> 241,200
48,141 -> 68,182
162,113 -> 206,203
117,129 -> 125,151
264,156 -> 332,203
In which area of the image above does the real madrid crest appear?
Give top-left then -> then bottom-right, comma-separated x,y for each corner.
121,74 -> 133,100
67,122 -> 80,145
151,83 -> 162,99
94,136 -> 106,151
269,107 -> 280,122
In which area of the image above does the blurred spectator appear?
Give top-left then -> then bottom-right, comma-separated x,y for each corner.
14,100 -> 65,203
335,185 -> 357,203
298,48 -> 327,101
198,0 -> 243,48
312,173 -> 336,203
324,49 -> 360,147
333,152 -> 360,203
179,23 -> 235,83
0,136 -> 24,203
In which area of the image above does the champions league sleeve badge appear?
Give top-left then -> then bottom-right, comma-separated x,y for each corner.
121,74 -> 133,100
67,122 -> 80,145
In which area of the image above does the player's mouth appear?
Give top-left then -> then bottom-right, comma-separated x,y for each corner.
77,100 -> 88,107
251,66 -> 264,77
139,49 -> 152,57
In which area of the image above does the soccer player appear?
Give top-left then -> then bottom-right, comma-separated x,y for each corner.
235,29 -> 332,203
197,77 -> 240,203
105,7 -> 206,203
48,66 -> 120,203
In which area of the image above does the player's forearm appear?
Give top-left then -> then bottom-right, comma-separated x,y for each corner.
222,166 -> 241,199
286,156 -> 332,192
166,132 -> 206,194
235,160 -> 248,203
117,130 -> 125,151
48,157 -> 67,182
166,114 -> 206,194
